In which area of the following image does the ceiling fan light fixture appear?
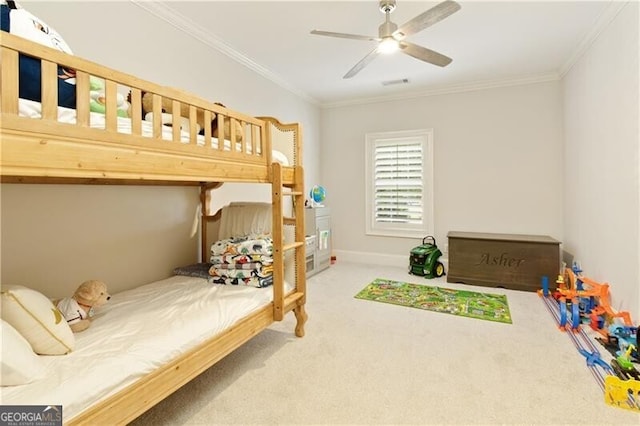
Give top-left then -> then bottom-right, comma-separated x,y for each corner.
310,0 -> 460,78
378,37 -> 399,54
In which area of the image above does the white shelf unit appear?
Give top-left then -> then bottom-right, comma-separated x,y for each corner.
304,207 -> 331,277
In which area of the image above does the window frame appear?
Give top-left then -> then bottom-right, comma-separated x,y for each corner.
364,129 -> 434,239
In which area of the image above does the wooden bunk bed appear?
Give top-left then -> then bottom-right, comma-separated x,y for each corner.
0,31 -> 307,424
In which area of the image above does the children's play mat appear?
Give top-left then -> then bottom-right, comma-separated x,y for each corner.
355,278 -> 512,324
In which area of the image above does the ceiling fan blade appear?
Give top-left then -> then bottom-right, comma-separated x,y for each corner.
393,0 -> 461,40
343,48 -> 380,79
399,41 -> 452,67
310,30 -> 379,42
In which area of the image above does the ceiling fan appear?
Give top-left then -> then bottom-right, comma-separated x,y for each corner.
310,0 -> 461,79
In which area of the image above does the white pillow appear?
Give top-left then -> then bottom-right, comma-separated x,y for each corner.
1,285 -> 75,355
272,150 -> 290,166
1,319 -> 47,386
6,4 -> 74,54
1,1 -> 77,108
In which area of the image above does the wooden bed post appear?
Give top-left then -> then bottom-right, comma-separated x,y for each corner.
200,182 -> 224,263
272,162 -> 285,321
292,164 -> 308,337
200,184 -> 208,263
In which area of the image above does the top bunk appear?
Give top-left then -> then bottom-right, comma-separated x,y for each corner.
0,31 -> 302,186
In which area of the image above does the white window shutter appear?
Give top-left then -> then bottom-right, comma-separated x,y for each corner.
365,129 -> 434,238
374,142 -> 423,224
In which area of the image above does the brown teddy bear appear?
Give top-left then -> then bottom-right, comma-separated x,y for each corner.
55,280 -> 111,333
137,90 -> 207,134
209,101 -> 245,143
129,91 -> 244,142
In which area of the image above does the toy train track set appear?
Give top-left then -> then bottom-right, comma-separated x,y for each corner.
538,264 -> 640,411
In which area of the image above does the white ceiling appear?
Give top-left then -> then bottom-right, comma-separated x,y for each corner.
138,1 -> 617,107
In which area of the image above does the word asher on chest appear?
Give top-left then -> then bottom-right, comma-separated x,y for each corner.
476,252 -> 525,268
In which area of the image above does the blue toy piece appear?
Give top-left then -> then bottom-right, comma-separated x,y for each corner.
578,348 -> 613,374
541,275 -> 550,297
609,325 -> 639,358
572,262 -> 583,275
571,299 -> 581,329
559,299 -> 568,328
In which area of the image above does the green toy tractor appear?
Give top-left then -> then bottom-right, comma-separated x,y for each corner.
409,236 -> 445,278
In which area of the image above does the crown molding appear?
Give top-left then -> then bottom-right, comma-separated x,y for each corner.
131,0 -> 606,110
320,72 -> 560,109
130,0 -> 319,105
559,0 -> 629,78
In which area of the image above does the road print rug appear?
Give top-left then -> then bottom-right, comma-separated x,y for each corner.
355,278 -> 512,324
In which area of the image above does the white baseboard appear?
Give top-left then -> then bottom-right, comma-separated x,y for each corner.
334,249 -> 449,269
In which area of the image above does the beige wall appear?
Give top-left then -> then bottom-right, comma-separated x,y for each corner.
562,2 -> 639,318
1,184 -> 200,297
322,80 -> 564,264
1,1 -> 320,297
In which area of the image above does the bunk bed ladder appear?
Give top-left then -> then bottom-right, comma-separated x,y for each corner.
272,162 -> 307,336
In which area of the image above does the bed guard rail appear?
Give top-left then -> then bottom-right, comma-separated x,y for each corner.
0,32 -> 273,180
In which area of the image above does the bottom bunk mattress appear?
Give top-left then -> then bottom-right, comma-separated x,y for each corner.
1,275 -> 287,422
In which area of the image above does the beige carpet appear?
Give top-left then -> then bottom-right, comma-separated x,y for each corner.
132,262 -> 640,425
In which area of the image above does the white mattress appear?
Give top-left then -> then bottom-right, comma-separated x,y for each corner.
1,275 -> 288,422
17,99 -> 290,165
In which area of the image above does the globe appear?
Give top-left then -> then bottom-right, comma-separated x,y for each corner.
310,185 -> 326,204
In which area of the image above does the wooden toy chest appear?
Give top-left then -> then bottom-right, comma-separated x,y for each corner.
446,231 -> 560,292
